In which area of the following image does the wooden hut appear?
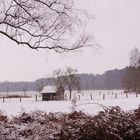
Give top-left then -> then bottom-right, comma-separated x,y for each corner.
41,86 -> 64,101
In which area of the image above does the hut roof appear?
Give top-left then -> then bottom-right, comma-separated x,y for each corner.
41,86 -> 56,94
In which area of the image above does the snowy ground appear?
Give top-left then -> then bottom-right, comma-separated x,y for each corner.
0,90 -> 139,117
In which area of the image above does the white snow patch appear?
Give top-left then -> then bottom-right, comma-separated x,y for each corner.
0,90 -> 139,117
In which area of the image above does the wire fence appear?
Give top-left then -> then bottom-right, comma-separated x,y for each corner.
0,90 -> 139,103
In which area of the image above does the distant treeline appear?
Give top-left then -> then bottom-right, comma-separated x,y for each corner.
79,68 -> 125,90
0,68 -> 126,92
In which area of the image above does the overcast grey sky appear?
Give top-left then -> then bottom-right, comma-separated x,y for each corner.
0,0 -> 140,82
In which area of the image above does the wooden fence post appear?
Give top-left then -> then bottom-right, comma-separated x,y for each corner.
126,93 -> 128,98
20,96 -> 21,102
115,94 -> 117,99
90,94 -> 93,100
3,97 -> 5,103
136,92 -> 138,98
79,95 -> 80,100
35,94 -> 37,101
103,94 -> 105,100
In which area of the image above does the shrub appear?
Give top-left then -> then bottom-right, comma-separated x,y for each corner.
0,106 -> 139,140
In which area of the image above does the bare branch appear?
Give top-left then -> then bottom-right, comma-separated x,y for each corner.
0,0 -> 95,52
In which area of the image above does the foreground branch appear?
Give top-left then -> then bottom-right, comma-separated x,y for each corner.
0,0 -> 95,52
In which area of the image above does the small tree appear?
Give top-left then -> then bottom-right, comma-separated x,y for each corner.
64,67 -> 80,99
35,80 -> 45,93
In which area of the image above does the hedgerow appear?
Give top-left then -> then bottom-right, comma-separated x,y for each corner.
0,106 -> 139,140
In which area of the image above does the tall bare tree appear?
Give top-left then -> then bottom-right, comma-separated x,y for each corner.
53,69 -> 64,90
53,67 -> 80,99
64,67 -> 80,99
123,48 -> 140,92
130,48 -> 140,92
123,66 -> 136,92
0,0 -> 93,52
130,48 -> 140,68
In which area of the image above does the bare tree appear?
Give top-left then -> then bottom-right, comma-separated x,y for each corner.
123,66 -> 135,92
123,48 -> 140,92
64,67 -> 80,99
53,69 -> 64,90
0,0 -> 93,52
35,80 -> 46,94
130,47 -> 140,68
130,48 -> 140,92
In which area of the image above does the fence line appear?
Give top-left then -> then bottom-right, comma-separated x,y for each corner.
0,91 -> 139,103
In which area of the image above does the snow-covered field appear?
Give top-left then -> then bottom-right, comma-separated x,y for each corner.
0,90 -> 139,117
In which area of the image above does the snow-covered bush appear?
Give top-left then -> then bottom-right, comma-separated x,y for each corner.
0,106 -> 139,140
